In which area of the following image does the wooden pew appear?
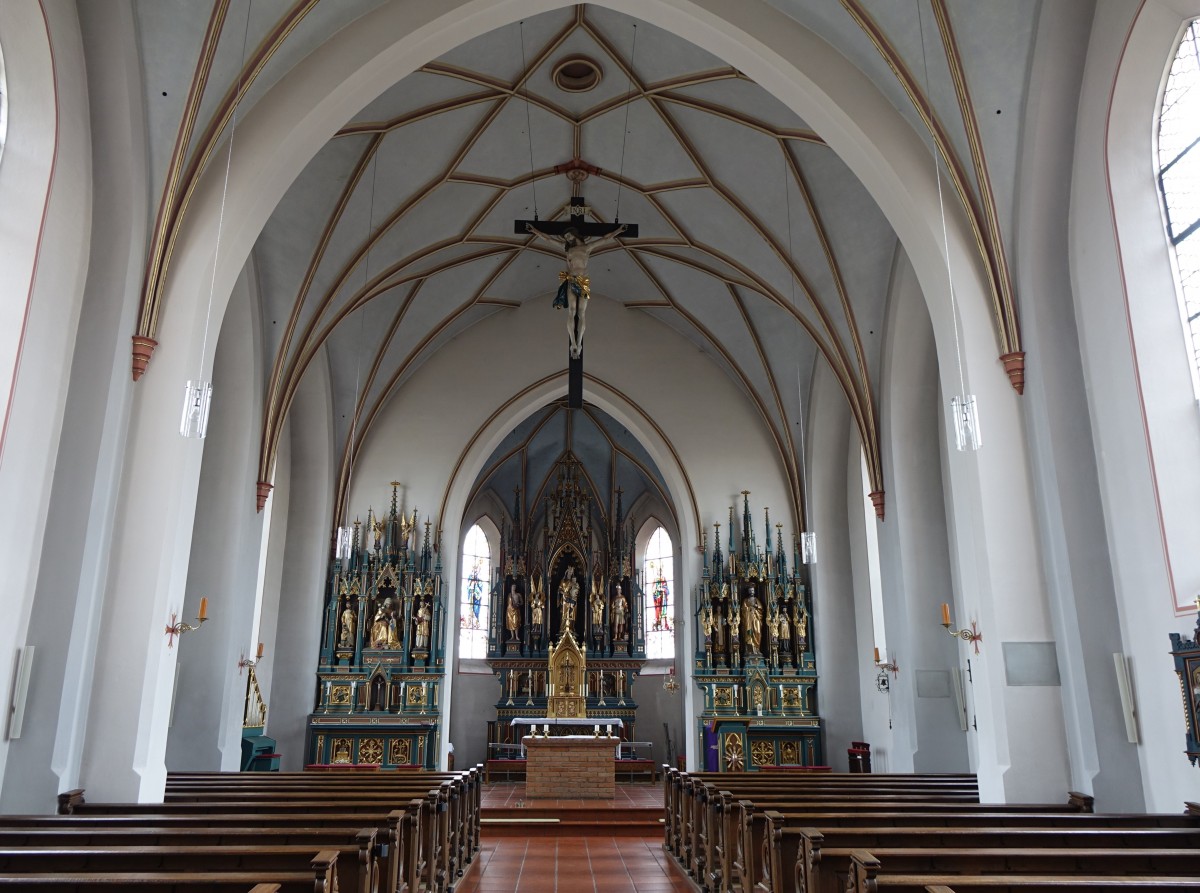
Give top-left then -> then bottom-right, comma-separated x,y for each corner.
663,768 -> 983,874
757,822 -> 1200,893
162,767 -> 483,883
54,794 -> 424,893
849,851 -> 1200,892
0,850 -> 336,890
0,845 -> 370,893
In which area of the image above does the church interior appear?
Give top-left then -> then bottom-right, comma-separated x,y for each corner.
4,0 -> 1200,863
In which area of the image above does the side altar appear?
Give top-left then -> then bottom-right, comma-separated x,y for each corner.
693,493 -> 823,769
486,455 -> 646,753
306,482 -> 446,768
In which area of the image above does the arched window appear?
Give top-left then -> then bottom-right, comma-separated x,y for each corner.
643,526 -> 674,659
1157,19 -> 1200,392
459,524 -> 491,659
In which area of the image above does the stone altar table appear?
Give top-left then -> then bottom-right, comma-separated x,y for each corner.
522,734 -> 615,800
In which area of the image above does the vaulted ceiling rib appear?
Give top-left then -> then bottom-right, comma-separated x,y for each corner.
130,0 -> 1037,529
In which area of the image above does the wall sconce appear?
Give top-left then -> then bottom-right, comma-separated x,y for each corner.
941,602 -> 983,653
873,647 -> 899,694
165,597 -> 208,647
238,641 -> 265,674
663,666 -> 680,694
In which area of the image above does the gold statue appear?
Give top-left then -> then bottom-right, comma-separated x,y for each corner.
612,584 -> 629,640
338,599 -> 357,649
505,583 -> 522,640
559,564 -> 580,630
530,576 -> 546,627
589,575 -> 605,628
742,587 -> 763,653
369,598 -> 400,649
415,600 -> 432,650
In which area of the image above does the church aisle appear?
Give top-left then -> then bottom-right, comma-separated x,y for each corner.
457,836 -> 690,893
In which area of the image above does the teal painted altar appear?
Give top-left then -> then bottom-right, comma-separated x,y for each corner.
693,493 -> 823,769
306,482 -> 446,768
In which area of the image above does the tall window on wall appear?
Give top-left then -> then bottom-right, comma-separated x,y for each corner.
459,524 -> 491,660
1158,19 -> 1200,392
643,526 -> 674,659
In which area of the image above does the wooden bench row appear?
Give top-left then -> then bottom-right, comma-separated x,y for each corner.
0,766 -> 482,892
660,767 -> 1200,893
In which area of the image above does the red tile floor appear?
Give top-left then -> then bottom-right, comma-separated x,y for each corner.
457,836 -> 690,893
464,783 -> 689,891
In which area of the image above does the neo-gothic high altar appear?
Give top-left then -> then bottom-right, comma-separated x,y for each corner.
487,455 -> 646,749
306,482 -> 446,768
694,492 -> 823,769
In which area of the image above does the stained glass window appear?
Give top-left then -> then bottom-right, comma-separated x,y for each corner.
1158,20 -> 1200,392
643,526 -> 674,659
459,524 -> 491,659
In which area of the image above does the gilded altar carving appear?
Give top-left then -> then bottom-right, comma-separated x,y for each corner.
723,734 -> 745,771
358,737 -> 384,764
780,740 -> 799,764
751,740 -> 775,767
331,738 -> 352,764
330,685 -> 351,705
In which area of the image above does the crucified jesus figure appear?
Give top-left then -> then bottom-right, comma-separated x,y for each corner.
526,222 -> 627,359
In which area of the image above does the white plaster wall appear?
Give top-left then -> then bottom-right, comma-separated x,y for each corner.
266,355 -> 335,769
1015,0 -> 1144,810
254,415 -> 292,718
877,251 -> 967,776
0,0 -> 147,813
1069,0 -> 1200,810
809,361 -> 865,770
0,0 -> 93,805
846,428 -> 896,771
167,268 -> 266,772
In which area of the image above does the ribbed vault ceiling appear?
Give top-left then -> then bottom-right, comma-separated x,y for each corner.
131,1 -> 1038,525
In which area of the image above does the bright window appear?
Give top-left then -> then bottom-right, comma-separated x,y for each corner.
1158,19 -> 1200,393
459,524 -> 491,659
643,526 -> 674,659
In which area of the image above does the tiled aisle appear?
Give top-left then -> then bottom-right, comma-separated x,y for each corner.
457,836 -> 691,893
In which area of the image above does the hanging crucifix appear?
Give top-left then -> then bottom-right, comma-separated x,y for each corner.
515,161 -> 638,407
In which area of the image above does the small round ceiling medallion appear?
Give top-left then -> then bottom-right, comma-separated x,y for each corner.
553,56 -> 602,93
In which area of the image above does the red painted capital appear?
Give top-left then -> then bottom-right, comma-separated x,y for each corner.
256,480 -> 273,513
1000,351 -> 1026,395
868,490 -> 885,520
131,336 -> 158,382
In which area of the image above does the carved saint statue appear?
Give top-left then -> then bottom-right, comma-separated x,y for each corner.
338,599 -> 357,649
526,222 -> 628,359
372,515 -> 385,552
700,604 -> 716,642
589,575 -> 605,629
370,598 -> 400,649
559,565 -> 580,631
505,584 -> 522,640
415,601 -> 432,650
612,585 -> 629,640
529,576 -> 546,628
742,587 -> 764,653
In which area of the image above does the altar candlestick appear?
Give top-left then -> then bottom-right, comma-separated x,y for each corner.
198,597 -> 208,621
940,603 -> 951,626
